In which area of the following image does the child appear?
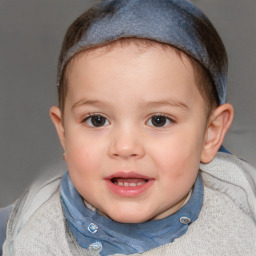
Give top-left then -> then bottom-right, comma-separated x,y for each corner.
2,0 -> 256,255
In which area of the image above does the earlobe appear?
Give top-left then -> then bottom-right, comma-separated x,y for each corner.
201,103 -> 234,163
49,106 -> 66,150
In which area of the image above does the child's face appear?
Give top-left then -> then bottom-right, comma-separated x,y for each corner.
58,44 -> 209,223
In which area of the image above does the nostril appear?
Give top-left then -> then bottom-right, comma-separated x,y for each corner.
112,152 -> 138,158
108,139 -> 145,159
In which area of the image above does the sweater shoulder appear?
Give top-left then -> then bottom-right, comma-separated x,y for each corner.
3,191 -> 73,256
135,184 -> 256,256
200,152 -> 256,221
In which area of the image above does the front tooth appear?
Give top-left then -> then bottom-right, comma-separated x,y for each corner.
115,180 -> 147,186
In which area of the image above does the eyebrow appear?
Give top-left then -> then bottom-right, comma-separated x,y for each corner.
141,99 -> 189,110
72,99 -> 189,111
72,100 -> 104,110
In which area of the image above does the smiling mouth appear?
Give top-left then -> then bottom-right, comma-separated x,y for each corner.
111,178 -> 149,187
105,172 -> 153,196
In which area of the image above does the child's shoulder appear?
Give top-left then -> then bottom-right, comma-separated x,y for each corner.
200,152 -> 256,205
2,172 -> 67,255
200,152 -> 256,213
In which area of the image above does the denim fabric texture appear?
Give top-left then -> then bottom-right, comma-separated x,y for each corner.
60,172 -> 203,256
60,0 -> 227,104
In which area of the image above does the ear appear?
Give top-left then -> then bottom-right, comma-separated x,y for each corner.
49,106 -> 66,151
201,103 -> 234,163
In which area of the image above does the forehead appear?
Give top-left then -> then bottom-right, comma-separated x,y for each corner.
67,39 -> 188,74
67,40 -> 195,85
65,43 -> 204,112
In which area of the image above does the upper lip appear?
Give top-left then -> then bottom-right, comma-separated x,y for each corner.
104,172 -> 153,180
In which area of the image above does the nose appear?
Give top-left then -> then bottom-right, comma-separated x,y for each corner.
108,126 -> 145,159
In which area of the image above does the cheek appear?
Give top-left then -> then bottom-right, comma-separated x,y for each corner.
65,139 -> 104,198
157,143 -> 200,198
151,128 -> 204,178
65,133 -> 102,176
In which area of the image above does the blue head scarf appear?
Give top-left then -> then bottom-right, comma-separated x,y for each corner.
60,0 -> 227,104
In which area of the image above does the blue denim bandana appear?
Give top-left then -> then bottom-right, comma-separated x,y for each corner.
60,172 -> 203,255
60,0 -> 227,104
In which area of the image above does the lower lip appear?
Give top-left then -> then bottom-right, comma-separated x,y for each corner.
105,179 -> 154,197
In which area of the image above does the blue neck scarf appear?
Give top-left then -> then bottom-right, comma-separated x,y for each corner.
60,172 -> 203,255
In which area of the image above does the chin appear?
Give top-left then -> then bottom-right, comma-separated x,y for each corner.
107,211 -> 152,224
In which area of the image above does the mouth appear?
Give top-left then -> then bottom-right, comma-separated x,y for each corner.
105,172 -> 154,197
111,177 -> 149,187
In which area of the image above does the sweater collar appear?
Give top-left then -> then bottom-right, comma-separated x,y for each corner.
60,172 -> 203,255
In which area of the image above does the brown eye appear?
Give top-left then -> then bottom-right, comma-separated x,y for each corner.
147,115 -> 173,127
151,116 -> 166,127
85,115 -> 109,127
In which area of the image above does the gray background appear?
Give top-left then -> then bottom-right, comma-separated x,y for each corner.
0,0 -> 255,207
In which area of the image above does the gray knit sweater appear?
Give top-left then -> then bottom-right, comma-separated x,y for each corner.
3,153 -> 256,255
